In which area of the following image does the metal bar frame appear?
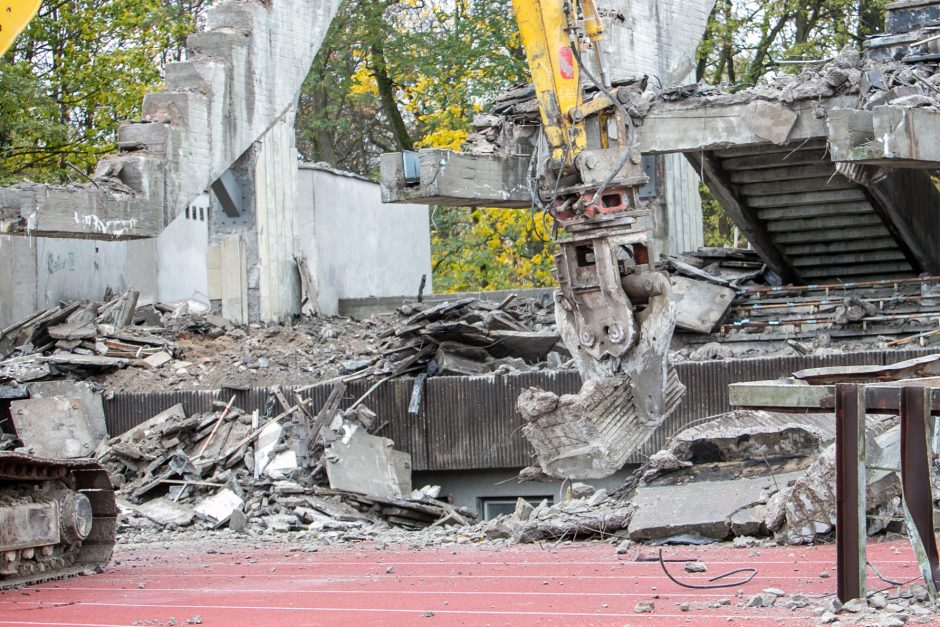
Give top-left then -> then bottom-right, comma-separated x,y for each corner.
900,386 -> 940,601
736,378 -> 940,602
835,383 -> 867,602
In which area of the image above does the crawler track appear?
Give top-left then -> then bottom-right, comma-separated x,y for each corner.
0,452 -> 116,589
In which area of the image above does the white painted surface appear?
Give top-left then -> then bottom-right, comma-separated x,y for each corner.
297,165 -> 433,316
155,195 -> 210,305
255,109 -> 301,322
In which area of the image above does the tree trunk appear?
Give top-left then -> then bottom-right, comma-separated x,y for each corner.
370,36 -> 413,152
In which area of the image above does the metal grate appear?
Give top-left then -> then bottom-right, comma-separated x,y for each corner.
103,348 -> 940,471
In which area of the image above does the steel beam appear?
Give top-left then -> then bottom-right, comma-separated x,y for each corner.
900,386 -> 940,600
835,383 -> 867,603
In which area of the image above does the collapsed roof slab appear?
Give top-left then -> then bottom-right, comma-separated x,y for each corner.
0,0 -> 339,240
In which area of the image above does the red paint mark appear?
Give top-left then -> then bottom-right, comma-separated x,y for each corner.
559,46 -> 575,79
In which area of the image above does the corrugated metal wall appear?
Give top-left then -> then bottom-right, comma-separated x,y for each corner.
103,348 -> 939,472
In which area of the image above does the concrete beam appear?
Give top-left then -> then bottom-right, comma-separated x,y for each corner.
379,150 -> 532,208
0,157 -> 164,239
829,106 -> 940,167
636,97 -> 855,154
380,97 -> 854,208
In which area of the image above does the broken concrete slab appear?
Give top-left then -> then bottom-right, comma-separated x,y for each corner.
122,403 -> 187,442
325,424 -> 412,500
518,371 -> 684,479
669,276 -> 735,334
628,472 -> 803,542
667,410 -> 835,464
27,380 -> 108,445
10,397 -> 99,458
136,498 -> 195,527
253,420 -> 299,480
194,488 -> 244,526
142,351 -> 172,369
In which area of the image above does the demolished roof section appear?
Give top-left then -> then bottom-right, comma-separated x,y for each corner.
382,3 -> 940,285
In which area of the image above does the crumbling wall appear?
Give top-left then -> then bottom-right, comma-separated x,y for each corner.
0,234 -> 155,329
0,0 -> 340,239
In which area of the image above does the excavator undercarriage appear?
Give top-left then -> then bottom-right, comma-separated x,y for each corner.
0,453 -> 116,589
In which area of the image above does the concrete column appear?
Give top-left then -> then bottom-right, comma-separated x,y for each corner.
254,107 -> 301,322
603,0 -> 715,255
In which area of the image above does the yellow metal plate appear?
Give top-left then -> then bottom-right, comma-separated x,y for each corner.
0,0 -> 41,57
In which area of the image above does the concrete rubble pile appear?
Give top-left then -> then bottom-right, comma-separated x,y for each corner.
0,291 -> 564,395
626,410 -> 835,544
625,355 -> 940,547
90,394 -> 475,535
345,293 -> 562,383
0,290 -> 172,383
475,485 -> 634,544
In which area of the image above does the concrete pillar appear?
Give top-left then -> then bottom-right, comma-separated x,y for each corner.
253,107 -> 301,322
602,0 -> 714,256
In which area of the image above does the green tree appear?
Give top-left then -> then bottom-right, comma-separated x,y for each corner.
696,0 -> 889,86
298,0 -> 556,292
0,0 -> 200,184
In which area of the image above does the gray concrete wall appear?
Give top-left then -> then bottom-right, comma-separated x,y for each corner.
0,234 -> 146,329
601,0 -> 713,255
156,195 -> 210,305
412,467 -> 635,519
298,165 -> 433,316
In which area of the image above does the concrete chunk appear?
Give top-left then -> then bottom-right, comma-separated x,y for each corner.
28,380 -> 108,445
136,498 -> 195,527
628,472 -> 803,541
10,397 -> 98,458
194,488 -> 244,525
325,424 -> 412,500
742,101 -> 798,145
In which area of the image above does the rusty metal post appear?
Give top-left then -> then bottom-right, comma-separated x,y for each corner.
835,383 -> 867,603
900,386 -> 940,600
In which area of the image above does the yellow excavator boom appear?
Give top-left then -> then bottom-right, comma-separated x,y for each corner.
510,0 -> 586,167
0,0 -> 41,57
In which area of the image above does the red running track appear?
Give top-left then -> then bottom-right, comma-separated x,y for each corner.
0,538 -> 928,626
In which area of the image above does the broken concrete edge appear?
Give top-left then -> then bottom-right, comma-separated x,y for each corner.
829,105 -> 940,166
